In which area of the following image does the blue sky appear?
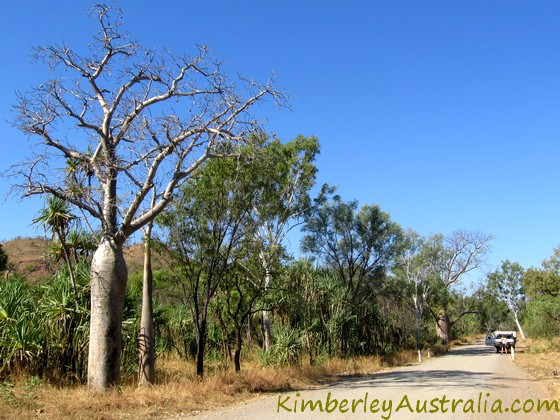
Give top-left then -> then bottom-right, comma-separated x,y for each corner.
1,1 -> 560,275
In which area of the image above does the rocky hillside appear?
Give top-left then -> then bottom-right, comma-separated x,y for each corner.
2,237 -> 51,281
1,237 -> 154,282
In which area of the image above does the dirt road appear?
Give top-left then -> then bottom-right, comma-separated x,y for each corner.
193,342 -> 558,419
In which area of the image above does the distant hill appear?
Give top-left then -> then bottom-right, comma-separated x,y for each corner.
2,237 -> 51,281
1,237 -> 157,282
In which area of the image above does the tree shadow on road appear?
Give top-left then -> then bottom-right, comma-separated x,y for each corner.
318,369 -> 495,390
310,344 -> 529,392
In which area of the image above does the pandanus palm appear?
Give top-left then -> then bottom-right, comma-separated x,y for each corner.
33,195 -> 78,297
0,275 -> 43,374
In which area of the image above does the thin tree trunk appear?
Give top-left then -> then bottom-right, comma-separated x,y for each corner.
262,269 -> 273,352
54,227 -> 78,302
416,311 -> 422,362
513,312 -> 526,340
138,230 -> 155,386
195,318 -> 207,377
87,237 -> 128,390
246,315 -> 252,345
60,239 -> 78,300
234,327 -> 242,372
262,311 -> 272,351
305,331 -> 315,366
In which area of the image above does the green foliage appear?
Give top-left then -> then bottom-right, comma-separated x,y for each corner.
0,275 -> 44,376
0,259 -> 92,382
300,188 -> 412,355
1,139 -> 510,384
152,304 -> 196,359
475,287 -> 510,332
301,186 -> 405,302
523,267 -> 560,299
522,249 -> 560,338
258,324 -> 303,366
525,296 -> 560,337
487,260 -> 525,314
39,261 -> 90,379
159,153 -> 261,375
32,196 -> 76,240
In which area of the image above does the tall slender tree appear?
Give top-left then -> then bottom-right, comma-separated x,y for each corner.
159,154 -> 260,376
249,136 -> 319,351
487,260 -> 526,340
395,231 -> 441,361
137,190 -> 156,386
301,188 -> 405,353
11,5 -> 282,389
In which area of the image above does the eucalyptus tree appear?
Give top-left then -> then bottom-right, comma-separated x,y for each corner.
249,136 -> 319,351
159,152 -> 262,377
302,187 -> 404,304
523,263 -> 560,337
395,231 -> 441,361
301,188 -> 405,353
486,260 -> 526,340
476,285 -> 510,332
10,5 -> 282,389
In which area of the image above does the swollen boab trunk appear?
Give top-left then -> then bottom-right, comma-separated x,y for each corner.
87,237 -> 128,389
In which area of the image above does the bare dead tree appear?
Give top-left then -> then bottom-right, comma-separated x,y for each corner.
432,230 -> 494,342
9,4 -> 284,390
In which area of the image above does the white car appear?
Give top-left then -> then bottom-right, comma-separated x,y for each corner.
485,331 -> 517,353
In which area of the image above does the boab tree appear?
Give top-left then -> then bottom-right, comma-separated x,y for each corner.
10,5 -> 282,390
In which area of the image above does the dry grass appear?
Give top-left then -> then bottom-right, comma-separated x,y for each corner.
2,340 -> 558,419
0,349 -> 429,420
513,337 -> 560,400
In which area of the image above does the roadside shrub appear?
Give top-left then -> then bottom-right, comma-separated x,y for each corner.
525,297 -> 560,338
257,325 -> 303,366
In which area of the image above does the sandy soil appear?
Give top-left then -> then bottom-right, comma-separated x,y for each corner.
189,342 -> 559,419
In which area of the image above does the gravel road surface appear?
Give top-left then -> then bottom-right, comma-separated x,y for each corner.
191,342 -> 558,419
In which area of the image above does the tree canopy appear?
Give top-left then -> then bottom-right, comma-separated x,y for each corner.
10,4 -> 283,389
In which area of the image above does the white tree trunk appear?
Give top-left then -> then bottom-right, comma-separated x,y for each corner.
415,310 -> 422,362
513,312 -> 526,340
87,237 -> 128,390
262,270 -> 273,352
